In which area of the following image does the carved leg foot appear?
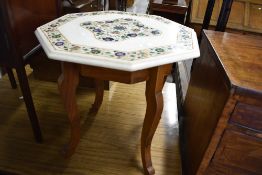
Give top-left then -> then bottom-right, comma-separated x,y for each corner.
58,62 -> 80,158
89,79 -> 104,116
141,65 -> 172,175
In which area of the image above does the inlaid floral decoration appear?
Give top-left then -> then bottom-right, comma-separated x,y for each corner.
40,11 -> 193,61
80,18 -> 162,42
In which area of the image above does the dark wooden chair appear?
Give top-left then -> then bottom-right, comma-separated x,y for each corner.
176,0 -> 234,117
0,0 -> 61,142
178,1 -> 233,173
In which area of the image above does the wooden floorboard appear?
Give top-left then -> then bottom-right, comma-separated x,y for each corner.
0,67 -> 181,175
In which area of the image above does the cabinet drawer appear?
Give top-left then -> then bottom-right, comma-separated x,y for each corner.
212,129 -> 262,174
230,103 -> 262,131
249,3 -> 262,30
206,161 -> 258,175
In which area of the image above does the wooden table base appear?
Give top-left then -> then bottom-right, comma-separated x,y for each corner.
58,62 -> 172,174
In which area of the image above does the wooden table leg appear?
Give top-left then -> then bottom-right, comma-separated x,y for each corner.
141,64 -> 172,175
89,79 -> 104,116
58,62 -> 80,158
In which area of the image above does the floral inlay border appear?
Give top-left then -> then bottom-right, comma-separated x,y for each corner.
80,18 -> 162,42
40,11 -> 194,61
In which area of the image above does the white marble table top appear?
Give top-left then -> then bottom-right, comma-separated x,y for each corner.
35,11 -> 199,71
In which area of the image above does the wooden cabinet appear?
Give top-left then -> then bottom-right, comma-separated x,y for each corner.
191,0 -> 262,33
182,30 -> 262,175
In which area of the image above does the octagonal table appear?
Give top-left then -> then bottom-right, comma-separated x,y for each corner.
35,11 -> 199,175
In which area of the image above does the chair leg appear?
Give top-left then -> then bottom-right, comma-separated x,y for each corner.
5,67 -> 17,89
103,0 -> 106,10
185,0 -> 193,26
15,66 -> 43,143
123,0 -> 127,11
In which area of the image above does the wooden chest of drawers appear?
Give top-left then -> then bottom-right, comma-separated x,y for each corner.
182,30 -> 262,175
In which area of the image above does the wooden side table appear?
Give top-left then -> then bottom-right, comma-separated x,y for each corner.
35,11 -> 199,175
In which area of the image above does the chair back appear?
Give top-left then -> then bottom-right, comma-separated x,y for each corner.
1,0 -> 60,57
200,0 -> 233,40
0,0 -> 17,66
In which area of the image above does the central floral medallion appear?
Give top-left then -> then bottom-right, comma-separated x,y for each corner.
80,18 -> 162,42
